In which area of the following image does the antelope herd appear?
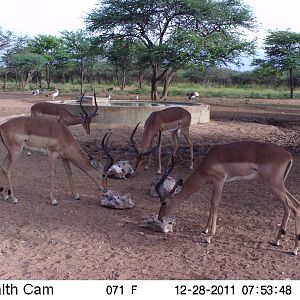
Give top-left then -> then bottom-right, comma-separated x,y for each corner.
0,92 -> 300,256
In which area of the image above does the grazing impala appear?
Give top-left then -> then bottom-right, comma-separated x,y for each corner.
130,107 -> 193,174
156,142 -> 300,255
31,93 -> 98,134
0,116 -> 113,206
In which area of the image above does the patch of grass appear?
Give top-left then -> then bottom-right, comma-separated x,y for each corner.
1,80 -> 299,99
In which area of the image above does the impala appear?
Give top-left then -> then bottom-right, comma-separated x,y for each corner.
0,116 -> 114,206
130,106 -> 193,174
31,93 -> 98,134
156,141 -> 300,255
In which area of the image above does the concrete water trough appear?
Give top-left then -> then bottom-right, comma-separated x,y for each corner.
61,97 -> 210,125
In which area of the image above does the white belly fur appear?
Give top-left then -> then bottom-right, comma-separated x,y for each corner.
224,162 -> 259,182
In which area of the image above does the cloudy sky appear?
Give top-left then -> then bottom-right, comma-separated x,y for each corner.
1,0 -> 299,37
1,0 -> 299,70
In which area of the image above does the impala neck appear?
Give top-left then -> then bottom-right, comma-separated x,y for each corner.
158,172 -> 208,220
62,144 -> 103,191
140,129 -> 155,153
64,114 -> 82,126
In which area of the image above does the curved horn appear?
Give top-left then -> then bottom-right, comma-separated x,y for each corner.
130,122 -> 140,154
101,131 -> 114,189
79,92 -> 89,117
102,131 -> 114,174
155,155 -> 174,203
89,90 -> 98,118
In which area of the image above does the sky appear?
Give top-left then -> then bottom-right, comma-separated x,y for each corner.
0,0 -> 299,69
0,0 -> 98,36
1,0 -> 299,37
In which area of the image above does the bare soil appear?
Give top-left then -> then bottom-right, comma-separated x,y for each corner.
0,92 -> 300,280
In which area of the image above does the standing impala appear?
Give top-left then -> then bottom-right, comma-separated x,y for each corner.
31,93 -> 98,134
130,106 -> 193,174
0,116 -> 114,206
156,141 -> 300,255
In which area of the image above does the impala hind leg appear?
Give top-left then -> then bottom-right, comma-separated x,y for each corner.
62,159 -> 80,200
171,129 -> 180,156
48,151 -> 59,206
157,136 -> 163,174
294,213 -> 300,255
181,129 -> 193,170
268,184 -> 292,247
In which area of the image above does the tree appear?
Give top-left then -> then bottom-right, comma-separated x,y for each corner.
0,34 -> 30,89
10,51 -> 47,89
253,30 -> 300,98
0,27 -> 13,51
61,30 -> 97,94
86,0 -> 256,100
29,35 -> 64,89
106,38 -> 137,90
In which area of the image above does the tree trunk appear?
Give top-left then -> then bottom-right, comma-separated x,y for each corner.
289,67 -> 294,99
150,65 -> 159,101
80,58 -> 84,94
45,63 -> 50,89
2,70 -> 8,89
151,77 -> 159,101
24,71 -> 33,89
121,70 -> 126,91
137,70 -> 144,89
160,69 -> 175,101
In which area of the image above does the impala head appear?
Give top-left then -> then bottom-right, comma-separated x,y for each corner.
101,131 -> 114,190
130,122 -> 162,172
155,155 -> 184,220
79,91 -> 98,134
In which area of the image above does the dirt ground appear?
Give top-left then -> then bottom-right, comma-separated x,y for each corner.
0,91 -> 300,280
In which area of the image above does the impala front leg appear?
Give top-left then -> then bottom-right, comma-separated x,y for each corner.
145,138 -> 154,171
48,152 -> 59,206
204,179 -> 225,244
62,159 -> 80,200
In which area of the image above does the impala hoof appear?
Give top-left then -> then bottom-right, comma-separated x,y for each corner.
272,240 -> 280,247
12,197 -> 18,204
205,237 -> 211,244
51,200 -> 58,206
202,228 -> 209,234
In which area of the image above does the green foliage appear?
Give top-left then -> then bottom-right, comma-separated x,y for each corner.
253,30 -> 300,98
0,27 -> 13,51
264,30 -> 300,70
86,0 -> 257,99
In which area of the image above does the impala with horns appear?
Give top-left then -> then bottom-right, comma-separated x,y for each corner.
0,116 -> 114,206
31,93 -> 98,134
130,107 -> 193,174
156,142 -> 300,255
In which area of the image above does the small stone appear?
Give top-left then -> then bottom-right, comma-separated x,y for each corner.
140,215 -> 176,233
